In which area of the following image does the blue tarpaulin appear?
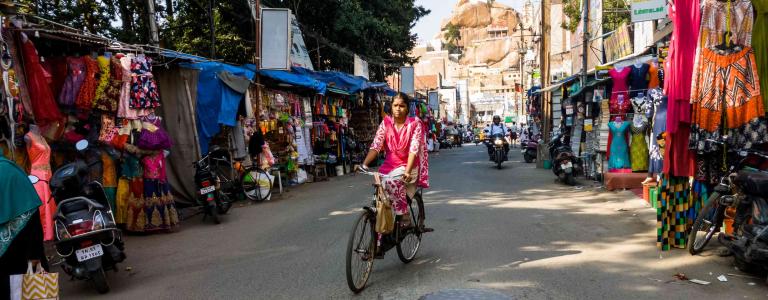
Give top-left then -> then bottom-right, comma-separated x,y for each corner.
244,64 -> 327,95
292,67 -> 370,94
181,62 -> 255,154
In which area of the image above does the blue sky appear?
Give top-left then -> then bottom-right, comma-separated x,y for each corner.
412,0 -> 526,41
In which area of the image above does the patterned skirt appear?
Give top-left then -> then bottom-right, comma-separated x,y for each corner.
125,178 -> 179,233
656,176 -> 709,250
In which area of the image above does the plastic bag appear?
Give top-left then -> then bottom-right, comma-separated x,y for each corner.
297,169 -> 308,184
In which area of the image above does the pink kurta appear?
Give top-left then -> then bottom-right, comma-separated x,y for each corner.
370,116 -> 430,214
26,132 -> 56,241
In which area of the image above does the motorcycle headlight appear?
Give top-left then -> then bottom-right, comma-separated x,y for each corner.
494,139 -> 503,146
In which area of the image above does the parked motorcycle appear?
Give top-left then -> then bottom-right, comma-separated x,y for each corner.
193,145 -> 234,224
44,140 -> 125,294
547,134 -> 578,185
487,133 -> 508,169
522,137 -> 538,163
438,136 -> 453,149
686,140 -> 768,277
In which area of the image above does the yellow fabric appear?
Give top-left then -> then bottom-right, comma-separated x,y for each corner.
115,178 -> 129,224
93,55 -> 111,107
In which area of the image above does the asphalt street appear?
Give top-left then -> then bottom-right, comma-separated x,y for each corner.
60,145 -> 768,299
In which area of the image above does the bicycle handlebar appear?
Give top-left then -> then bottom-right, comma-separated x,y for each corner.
357,167 -> 403,179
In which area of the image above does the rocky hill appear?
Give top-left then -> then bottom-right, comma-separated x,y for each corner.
440,0 -> 523,68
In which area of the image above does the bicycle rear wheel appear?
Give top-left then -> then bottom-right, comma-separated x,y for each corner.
397,192 -> 424,263
346,212 -> 376,293
241,167 -> 272,202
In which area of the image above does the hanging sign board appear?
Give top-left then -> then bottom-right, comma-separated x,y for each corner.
428,91 -> 439,112
400,67 -> 415,96
260,8 -> 292,70
290,15 -> 314,70
631,0 -> 668,23
354,55 -> 369,79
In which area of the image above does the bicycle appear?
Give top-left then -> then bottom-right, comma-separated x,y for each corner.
345,168 -> 431,293
239,163 -> 273,202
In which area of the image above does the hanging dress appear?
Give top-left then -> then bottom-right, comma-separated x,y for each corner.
75,56 -> 98,111
630,118 -> 649,172
129,56 -> 161,109
754,0 -> 768,112
608,121 -> 631,171
648,92 -> 667,174
663,0 -> 700,177
93,56 -> 122,112
59,56 -> 86,107
118,54 -> 150,119
92,55 -> 112,111
25,131 -> 55,241
20,39 -> 63,127
628,63 -> 650,98
608,67 -> 632,118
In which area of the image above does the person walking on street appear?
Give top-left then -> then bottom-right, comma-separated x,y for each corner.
0,152 -> 48,299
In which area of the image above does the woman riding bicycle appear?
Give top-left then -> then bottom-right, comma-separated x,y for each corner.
361,93 -> 429,225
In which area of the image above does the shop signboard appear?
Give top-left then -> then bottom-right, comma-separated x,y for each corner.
400,67 -> 415,96
428,91 -> 439,113
354,54 -> 369,79
631,0 -> 667,23
604,24 -> 633,62
261,8 -> 292,70
290,15 -> 314,70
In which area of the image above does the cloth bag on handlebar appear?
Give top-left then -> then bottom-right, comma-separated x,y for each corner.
374,173 -> 395,234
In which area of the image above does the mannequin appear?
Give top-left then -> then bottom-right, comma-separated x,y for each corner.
25,123 -> 56,241
608,116 -> 632,171
629,62 -> 651,97
609,66 -> 632,118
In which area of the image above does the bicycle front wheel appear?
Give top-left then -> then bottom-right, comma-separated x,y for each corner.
688,192 -> 722,255
397,193 -> 424,263
346,212 -> 376,293
241,167 -> 272,202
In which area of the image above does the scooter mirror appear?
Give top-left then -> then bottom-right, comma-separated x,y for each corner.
28,175 -> 39,184
75,139 -> 89,151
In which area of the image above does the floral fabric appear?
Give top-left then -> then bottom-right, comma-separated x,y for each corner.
129,56 -> 160,109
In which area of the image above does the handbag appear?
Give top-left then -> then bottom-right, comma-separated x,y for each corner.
374,174 -> 395,234
10,261 -> 59,300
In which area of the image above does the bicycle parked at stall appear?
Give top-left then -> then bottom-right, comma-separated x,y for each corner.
345,168 -> 431,293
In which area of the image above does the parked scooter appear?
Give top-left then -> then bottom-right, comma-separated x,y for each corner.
45,140 -> 125,294
547,134 -> 578,185
522,136 -> 539,163
193,145 -> 234,224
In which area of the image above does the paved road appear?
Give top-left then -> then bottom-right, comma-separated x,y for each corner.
61,145 -> 768,299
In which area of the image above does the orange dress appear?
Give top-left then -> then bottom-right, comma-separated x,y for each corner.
75,56 -> 99,110
647,63 -> 660,89
26,131 -> 56,241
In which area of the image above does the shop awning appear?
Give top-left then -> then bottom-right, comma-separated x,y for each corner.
244,65 -> 327,95
538,75 -> 578,93
293,67 -> 370,94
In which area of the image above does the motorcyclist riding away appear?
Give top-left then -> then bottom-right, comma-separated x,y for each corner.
483,115 -> 509,161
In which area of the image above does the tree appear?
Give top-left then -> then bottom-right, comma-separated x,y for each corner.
444,22 -> 462,55
561,0 -> 629,33
16,0 -> 430,81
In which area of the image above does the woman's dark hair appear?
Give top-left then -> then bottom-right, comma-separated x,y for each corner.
392,92 -> 411,114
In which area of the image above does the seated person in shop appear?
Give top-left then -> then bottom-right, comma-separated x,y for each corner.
483,115 -> 510,160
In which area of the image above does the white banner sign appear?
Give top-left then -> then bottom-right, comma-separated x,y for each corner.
261,8 -> 292,70
631,0 -> 667,23
354,55 -> 369,79
400,67 -> 414,96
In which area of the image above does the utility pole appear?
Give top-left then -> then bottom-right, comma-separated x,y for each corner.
519,23 -> 526,127
209,0 -> 216,58
253,0 -> 261,120
538,0 -> 551,168
581,0 -> 590,88
146,0 -> 160,46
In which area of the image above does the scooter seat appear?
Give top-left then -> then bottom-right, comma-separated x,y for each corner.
736,170 -> 768,196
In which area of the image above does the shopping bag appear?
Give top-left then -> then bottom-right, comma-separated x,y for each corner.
20,262 -> 59,300
374,174 -> 395,234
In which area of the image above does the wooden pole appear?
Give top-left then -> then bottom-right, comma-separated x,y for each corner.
538,0 -> 551,168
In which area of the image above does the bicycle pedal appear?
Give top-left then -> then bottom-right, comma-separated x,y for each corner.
422,227 -> 435,233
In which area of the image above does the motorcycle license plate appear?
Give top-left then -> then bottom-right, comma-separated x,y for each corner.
199,186 -> 216,194
75,244 -> 103,262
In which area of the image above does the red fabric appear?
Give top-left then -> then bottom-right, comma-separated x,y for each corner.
76,56 -> 98,110
609,67 -> 632,119
44,56 -> 68,99
663,125 -> 695,176
21,39 -> 63,126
